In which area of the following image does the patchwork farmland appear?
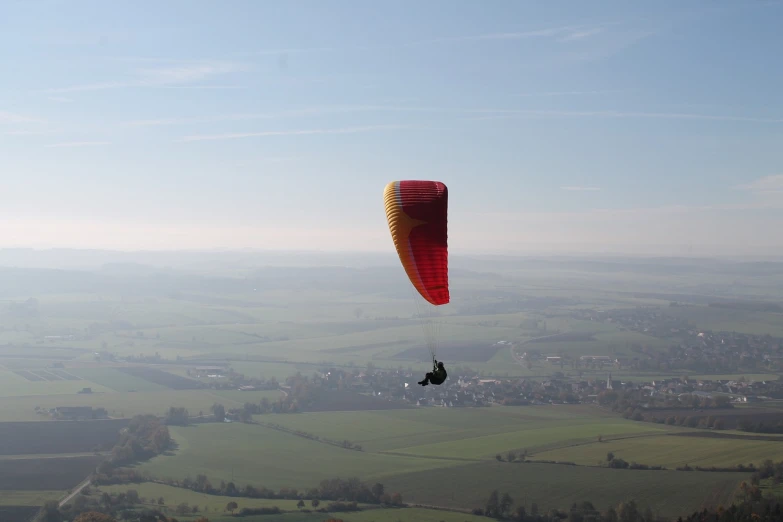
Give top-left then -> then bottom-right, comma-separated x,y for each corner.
0,253 -> 782,521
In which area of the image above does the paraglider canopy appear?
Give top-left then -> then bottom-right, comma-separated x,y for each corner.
383,180 -> 449,306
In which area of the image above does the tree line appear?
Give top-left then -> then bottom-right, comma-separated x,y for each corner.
471,491 -> 660,522
42,478 -> 372,522
94,470 -> 404,507
256,420 -> 363,451
472,475 -> 783,522
166,475 -> 403,506
105,415 -> 172,467
494,448 -> 763,475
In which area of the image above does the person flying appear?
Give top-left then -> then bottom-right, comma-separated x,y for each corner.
418,359 -> 447,386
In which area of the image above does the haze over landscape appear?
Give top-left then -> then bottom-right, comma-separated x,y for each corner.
3,2 -> 783,522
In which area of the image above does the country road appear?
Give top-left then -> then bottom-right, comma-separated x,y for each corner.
59,477 -> 91,508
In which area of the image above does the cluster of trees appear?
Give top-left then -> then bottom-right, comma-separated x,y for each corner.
496,448 -> 764,476
471,487 -> 783,522
93,466 -> 146,486
161,398 -> 303,427
148,474 -> 403,507
227,397 -> 301,421
495,450 -> 529,463
124,352 -> 166,364
677,463 -> 756,473
43,482 -> 366,522
737,419 -> 783,434
316,477 -> 402,505
678,497 -> 783,522
215,498 -> 357,516
750,458 -> 783,486
473,492 -> 660,522
38,487 -> 188,522
597,389 -> 736,430
660,414 -> 727,429
210,379 -> 328,424
164,407 -> 190,426
108,415 -> 171,466
90,415 -> 172,490
232,500 -> 357,516
604,452 -> 666,471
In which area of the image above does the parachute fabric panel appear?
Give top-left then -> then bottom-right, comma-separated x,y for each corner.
383,180 -> 449,306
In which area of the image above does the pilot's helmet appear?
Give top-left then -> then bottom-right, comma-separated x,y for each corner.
437,361 -> 444,368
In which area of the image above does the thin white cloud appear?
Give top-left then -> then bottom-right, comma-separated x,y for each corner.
43,61 -> 247,94
153,85 -> 246,90
234,157 -> 295,168
559,28 -> 604,42
463,108 -> 783,123
177,124 -> 410,142
125,117 -> 207,127
125,105 -> 373,126
0,111 -> 41,124
288,105 -> 783,125
411,25 -> 580,46
561,186 -> 601,191
250,47 -> 336,56
5,130 -> 57,136
44,81 -> 129,94
123,104 -> 783,131
286,105 -> 783,124
737,174 -> 783,194
122,105 -> 425,127
122,109 -> 312,127
45,141 -> 111,148
515,90 -> 627,97
135,62 -> 246,86
250,24 -> 585,55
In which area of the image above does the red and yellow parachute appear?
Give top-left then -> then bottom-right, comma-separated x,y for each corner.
383,180 -> 449,359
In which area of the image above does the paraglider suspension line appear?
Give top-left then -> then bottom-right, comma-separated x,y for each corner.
406,283 -> 440,361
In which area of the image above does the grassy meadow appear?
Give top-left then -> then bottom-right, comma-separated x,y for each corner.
135,405 -> 756,518
534,433 -> 783,469
383,461 -> 742,518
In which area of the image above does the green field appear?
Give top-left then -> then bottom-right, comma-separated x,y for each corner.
96,482 -> 330,512
135,406 -> 749,518
67,367 -> 170,393
534,432 -> 783,468
254,406 -> 663,456
0,369 -> 114,398
208,389 -> 285,404
0,490 -> 63,506
391,421 -> 660,459
94,481 -> 494,522
140,423 -> 463,489
383,461 -> 741,518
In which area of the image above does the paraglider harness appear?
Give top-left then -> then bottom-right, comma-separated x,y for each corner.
419,357 -> 447,386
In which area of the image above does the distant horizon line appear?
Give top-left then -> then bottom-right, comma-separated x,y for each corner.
0,245 -> 780,262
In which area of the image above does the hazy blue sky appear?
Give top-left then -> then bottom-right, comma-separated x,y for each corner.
1,0 -> 781,256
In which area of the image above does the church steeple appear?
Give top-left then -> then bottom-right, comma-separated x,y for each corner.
606,372 -> 613,390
